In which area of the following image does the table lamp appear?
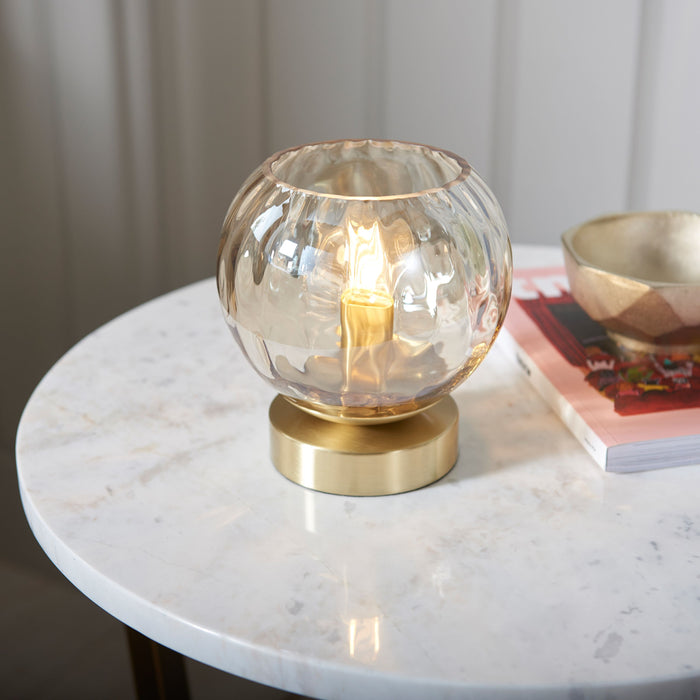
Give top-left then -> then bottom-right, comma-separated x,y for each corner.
217,139 -> 512,495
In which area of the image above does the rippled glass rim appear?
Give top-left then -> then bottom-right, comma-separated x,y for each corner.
262,138 -> 473,202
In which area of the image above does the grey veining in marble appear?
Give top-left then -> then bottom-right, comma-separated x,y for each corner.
16,247 -> 700,699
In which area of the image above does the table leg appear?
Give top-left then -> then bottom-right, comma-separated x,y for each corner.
125,625 -> 191,700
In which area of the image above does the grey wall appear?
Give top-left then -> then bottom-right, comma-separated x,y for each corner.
3,0 -> 700,445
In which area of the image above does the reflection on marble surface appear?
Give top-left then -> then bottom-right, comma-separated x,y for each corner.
347,617 -> 380,663
15,247 -> 700,699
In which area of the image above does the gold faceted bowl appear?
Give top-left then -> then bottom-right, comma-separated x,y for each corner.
562,211 -> 700,353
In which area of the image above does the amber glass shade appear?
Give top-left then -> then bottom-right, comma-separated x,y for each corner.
217,139 -> 512,423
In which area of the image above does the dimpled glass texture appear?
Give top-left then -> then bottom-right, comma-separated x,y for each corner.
217,140 -> 512,422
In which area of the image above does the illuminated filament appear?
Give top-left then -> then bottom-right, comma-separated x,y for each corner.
341,222 -> 394,348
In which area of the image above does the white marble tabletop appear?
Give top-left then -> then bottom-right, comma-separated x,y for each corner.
16,246 -> 700,699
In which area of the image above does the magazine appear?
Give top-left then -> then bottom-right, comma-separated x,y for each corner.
499,266 -> 700,472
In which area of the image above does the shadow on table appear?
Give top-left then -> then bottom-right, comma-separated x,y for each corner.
445,377 -> 583,482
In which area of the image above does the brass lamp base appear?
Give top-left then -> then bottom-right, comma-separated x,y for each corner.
269,395 -> 458,496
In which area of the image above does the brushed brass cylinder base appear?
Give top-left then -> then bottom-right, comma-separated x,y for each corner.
269,395 -> 459,496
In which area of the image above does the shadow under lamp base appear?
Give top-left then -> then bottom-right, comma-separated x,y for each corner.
269,395 -> 459,496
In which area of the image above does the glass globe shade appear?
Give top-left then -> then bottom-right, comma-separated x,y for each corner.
217,139 -> 512,424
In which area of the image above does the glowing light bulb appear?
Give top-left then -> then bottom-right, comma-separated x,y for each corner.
341,221 -> 394,349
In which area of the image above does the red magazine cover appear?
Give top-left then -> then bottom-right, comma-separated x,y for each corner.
500,266 -> 700,472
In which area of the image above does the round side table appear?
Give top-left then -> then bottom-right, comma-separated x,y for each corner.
16,246 -> 700,699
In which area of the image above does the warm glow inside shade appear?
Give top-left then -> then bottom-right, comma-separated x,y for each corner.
217,139 -> 512,422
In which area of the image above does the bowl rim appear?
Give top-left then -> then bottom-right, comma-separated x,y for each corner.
561,210 -> 700,288
261,138 -> 473,202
